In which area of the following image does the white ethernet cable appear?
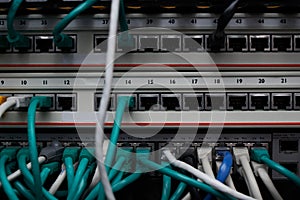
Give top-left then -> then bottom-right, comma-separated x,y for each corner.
251,161 -> 283,200
233,147 -> 263,200
181,193 -> 191,200
197,146 -> 215,178
49,164 -> 66,194
49,162 -> 79,194
163,150 -> 255,200
94,0 -> 120,198
216,161 -> 236,190
88,140 -> 109,191
238,166 -> 254,197
0,96 -> 30,117
0,156 -> 46,188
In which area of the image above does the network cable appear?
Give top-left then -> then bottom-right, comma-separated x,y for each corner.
197,146 -> 215,178
0,96 -> 31,118
27,96 -> 53,200
53,0 -> 98,49
233,147 -> 262,200
161,162 -> 172,200
94,0 -> 122,197
6,0 -> 31,49
0,148 -> 20,200
163,149 -> 255,200
169,182 -> 187,200
251,161 -> 283,200
204,151 -> 233,200
251,147 -> 300,187
209,0 -> 241,51
0,156 -> 46,188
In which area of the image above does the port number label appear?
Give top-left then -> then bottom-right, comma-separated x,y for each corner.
64,80 -> 70,85
0,20 -> 4,26
19,20 -> 26,26
20,80 -> 27,85
191,78 -> 198,84
0,80 -> 4,85
168,19 -> 176,24
147,79 -> 154,84
146,19 -> 153,24
235,19 -> 242,24
169,79 -> 176,84
258,78 -> 265,84
41,20 -> 47,25
280,19 -> 287,24
281,78 -> 287,84
214,78 -> 221,84
190,18 -> 197,24
257,19 -> 265,24
102,19 -> 109,24
42,80 -> 48,85
125,79 -> 132,84
236,78 -> 243,84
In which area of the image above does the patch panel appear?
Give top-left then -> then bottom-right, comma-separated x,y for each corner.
227,35 -> 248,52
272,35 -> 293,52
56,93 -> 77,111
272,93 -> 293,110
249,35 -> 271,52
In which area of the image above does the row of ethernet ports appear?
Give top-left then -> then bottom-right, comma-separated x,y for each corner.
96,93 -> 300,111
0,35 -> 77,53
95,34 -> 300,52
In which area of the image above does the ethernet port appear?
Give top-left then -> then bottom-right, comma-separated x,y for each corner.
117,94 -> 137,111
205,94 -> 226,110
205,35 -> 226,51
161,94 -> 181,111
0,35 -> 11,53
294,36 -> 300,51
227,35 -> 248,52
272,93 -> 292,110
13,94 -> 33,111
183,94 -> 204,111
139,94 -> 160,111
35,94 -> 55,110
183,35 -> 204,52
249,93 -> 270,110
55,35 -> 77,53
280,140 -> 298,153
272,35 -> 292,52
56,94 -> 76,111
139,35 -> 159,52
94,35 -> 107,52
117,34 -> 137,52
227,93 -> 248,110
250,35 -> 270,52
94,94 -> 115,111
294,93 -> 300,110
35,36 -> 54,53
161,35 -> 181,52
13,36 -> 34,53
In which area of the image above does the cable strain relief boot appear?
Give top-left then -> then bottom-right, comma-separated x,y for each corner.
209,31 -> 225,52
39,141 -> 64,163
